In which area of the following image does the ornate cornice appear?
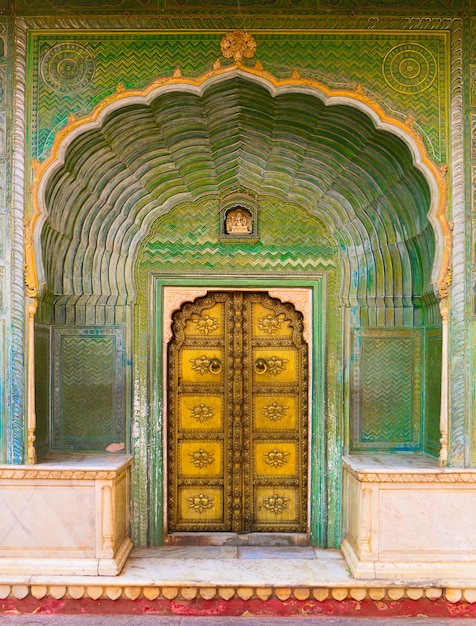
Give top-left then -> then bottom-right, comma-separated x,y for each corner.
0,457 -> 132,480
20,15 -> 463,31
343,460 -> 476,483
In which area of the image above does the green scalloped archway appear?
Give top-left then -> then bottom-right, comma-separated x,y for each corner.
35,69 -> 441,313
32,68 -> 445,547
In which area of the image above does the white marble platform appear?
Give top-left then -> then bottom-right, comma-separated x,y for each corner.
0,454 -> 132,576
342,454 -> 476,581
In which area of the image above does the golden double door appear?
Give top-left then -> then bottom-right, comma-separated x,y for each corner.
167,291 -> 308,533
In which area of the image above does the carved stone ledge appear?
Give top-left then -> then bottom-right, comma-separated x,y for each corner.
0,468 -> 127,480
1,583 -> 476,605
342,455 -> 476,581
342,455 -> 476,483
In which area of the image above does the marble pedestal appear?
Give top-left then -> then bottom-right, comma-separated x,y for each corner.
0,454 -> 133,576
341,455 -> 476,581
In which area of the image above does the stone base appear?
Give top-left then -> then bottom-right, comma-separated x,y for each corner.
0,454 -> 132,576
342,454 -> 476,581
0,536 -> 133,576
1,546 -> 476,616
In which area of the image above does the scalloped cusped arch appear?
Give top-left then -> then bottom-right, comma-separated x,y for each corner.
36,69 -> 441,310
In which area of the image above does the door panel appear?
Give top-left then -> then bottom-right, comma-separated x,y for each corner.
167,291 -> 308,533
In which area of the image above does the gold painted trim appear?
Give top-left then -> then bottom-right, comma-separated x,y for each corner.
28,62 -> 451,300
24,217 -> 38,298
27,298 -> 37,464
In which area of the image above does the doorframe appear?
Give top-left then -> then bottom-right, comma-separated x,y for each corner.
149,273 -> 327,547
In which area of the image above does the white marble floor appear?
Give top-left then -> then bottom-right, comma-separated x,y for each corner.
13,546 -> 351,589
3,545 -> 472,589
123,546 -> 349,588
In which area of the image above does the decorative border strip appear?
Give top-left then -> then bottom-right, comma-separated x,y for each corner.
9,18 -> 27,462
21,15 -> 463,30
342,463 -> 476,483
0,469 -> 124,480
344,470 -> 476,483
447,17 -> 466,466
0,584 -> 475,604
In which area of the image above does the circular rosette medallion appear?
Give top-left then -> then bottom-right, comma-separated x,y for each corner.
41,43 -> 95,94
383,43 -> 437,95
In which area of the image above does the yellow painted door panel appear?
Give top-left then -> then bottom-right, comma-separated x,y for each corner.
167,291 -> 307,533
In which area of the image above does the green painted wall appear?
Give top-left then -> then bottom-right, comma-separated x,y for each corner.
26,15 -> 446,545
30,31 -> 447,165
4,2 -> 476,549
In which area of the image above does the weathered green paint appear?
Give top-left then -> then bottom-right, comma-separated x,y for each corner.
39,78 -> 436,323
32,68 -> 442,545
424,327 -> 443,457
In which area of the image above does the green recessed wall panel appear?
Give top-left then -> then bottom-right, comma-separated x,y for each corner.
351,329 -> 423,452
52,327 -> 126,451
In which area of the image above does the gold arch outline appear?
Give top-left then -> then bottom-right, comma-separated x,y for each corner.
27,61 -> 450,300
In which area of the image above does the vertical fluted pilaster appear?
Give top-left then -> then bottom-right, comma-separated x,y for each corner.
447,19 -> 466,466
8,17 -> 27,463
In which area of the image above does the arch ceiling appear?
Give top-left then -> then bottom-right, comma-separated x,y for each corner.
32,67 -> 446,308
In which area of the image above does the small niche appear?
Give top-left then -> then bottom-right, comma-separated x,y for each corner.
219,193 -> 259,243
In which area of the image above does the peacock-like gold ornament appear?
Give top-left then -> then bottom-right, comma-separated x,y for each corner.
220,30 -> 257,63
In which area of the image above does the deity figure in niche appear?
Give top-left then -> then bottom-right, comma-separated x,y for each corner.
225,207 -> 253,234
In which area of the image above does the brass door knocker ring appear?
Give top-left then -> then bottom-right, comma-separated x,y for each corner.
254,358 -> 268,374
209,357 -> 222,374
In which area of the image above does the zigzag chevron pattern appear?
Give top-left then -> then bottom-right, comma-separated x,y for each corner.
139,197 -> 336,274
359,336 -> 417,446
58,336 -> 115,443
32,33 -> 446,162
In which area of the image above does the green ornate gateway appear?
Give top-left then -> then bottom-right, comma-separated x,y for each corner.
27,59 -> 446,546
1,1 -> 474,555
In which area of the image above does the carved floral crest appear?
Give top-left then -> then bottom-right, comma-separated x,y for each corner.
188,448 -> 215,469
193,314 -> 220,335
220,30 -> 257,63
187,493 -> 214,513
262,493 -> 290,515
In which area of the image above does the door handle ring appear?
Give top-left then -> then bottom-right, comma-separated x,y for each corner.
209,357 -> 222,374
254,358 -> 268,374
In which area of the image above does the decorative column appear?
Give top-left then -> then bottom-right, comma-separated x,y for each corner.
9,16 -> 28,463
24,219 -> 37,465
438,299 -> 449,467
